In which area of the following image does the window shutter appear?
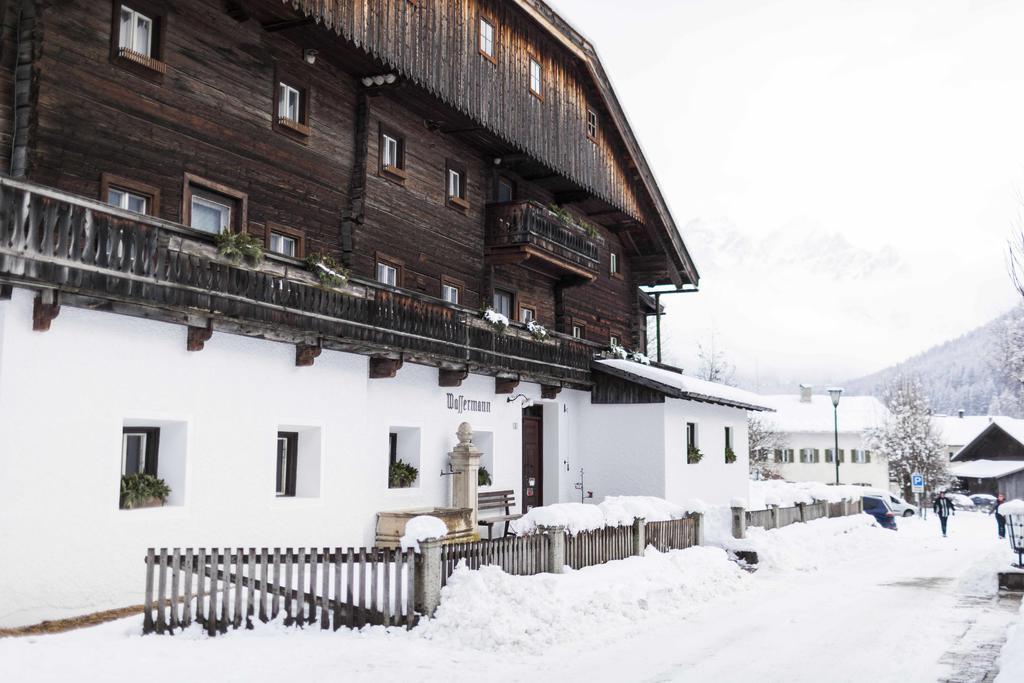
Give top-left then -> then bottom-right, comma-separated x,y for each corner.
865,451 -> 871,463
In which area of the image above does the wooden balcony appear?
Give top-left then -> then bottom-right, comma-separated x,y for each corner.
484,200 -> 600,281
0,178 -> 595,389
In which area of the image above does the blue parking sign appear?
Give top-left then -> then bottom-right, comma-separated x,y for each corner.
911,473 -> 925,493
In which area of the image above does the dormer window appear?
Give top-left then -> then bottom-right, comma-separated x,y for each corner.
586,107 -> 598,142
529,57 -> 543,99
478,16 -> 496,63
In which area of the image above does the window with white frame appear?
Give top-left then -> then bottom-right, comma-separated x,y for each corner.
189,193 -> 232,234
825,448 -> 845,463
442,282 -> 460,304
529,57 -> 543,98
277,82 -> 302,123
276,432 -> 297,497
122,427 -> 159,477
269,232 -> 298,258
686,422 -> 698,449
107,187 -> 148,215
775,448 -> 795,464
448,168 -> 461,200
274,425 -> 321,498
388,427 -> 421,489
493,289 -> 513,318
799,448 -> 819,464
119,6 -> 154,57
377,261 -> 398,287
725,426 -> 733,450
610,252 -> 619,275
851,449 -> 871,463
572,324 -> 584,339
610,335 -> 619,347
479,17 -> 495,60
520,306 -> 535,324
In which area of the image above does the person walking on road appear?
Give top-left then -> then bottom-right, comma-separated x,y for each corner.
933,491 -> 955,537
994,493 -> 1007,539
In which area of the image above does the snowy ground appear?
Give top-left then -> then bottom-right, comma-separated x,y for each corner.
0,512 -> 1017,683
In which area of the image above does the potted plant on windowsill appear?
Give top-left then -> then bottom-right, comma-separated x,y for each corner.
119,473 -> 171,510
305,252 -> 348,288
388,459 -> 419,489
687,445 -> 703,465
478,465 -> 493,487
725,446 -> 737,464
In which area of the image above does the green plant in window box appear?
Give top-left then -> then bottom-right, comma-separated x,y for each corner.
687,444 -> 703,465
388,459 -> 419,489
478,465 -> 493,487
725,446 -> 737,464
119,473 -> 171,510
305,252 -> 349,288
214,231 -> 264,266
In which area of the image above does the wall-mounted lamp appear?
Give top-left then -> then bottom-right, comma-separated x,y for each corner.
506,393 -> 532,407
303,48 -> 318,65
361,73 -> 397,87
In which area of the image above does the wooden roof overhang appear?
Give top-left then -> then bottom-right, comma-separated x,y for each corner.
951,423 -> 1024,463
262,0 -> 698,288
591,361 -> 772,411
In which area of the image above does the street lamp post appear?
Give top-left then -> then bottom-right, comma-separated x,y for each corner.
828,388 -> 843,485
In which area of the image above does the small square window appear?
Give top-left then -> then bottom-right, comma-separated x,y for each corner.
446,160 -> 468,209
278,82 -> 302,123
529,57 -> 543,98
586,107 -> 598,141
190,194 -> 232,234
572,324 -> 584,339
442,282 -> 460,304
183,175 -> 246,236
108,187 -> 149,215
380,125 -> 406,181
686,422 -> 698,449
270,233 -> 297,257
112,3 -> 165,77
479,17 -> 496,62
122,428 -> 159,477
496,176 -> 515,203
101,173 -> 160,217
377,262 -> 398,287
448,169 -> 461,199
610,335 -> 619,347
610,253 -> 619,275
520,307 -> 535,324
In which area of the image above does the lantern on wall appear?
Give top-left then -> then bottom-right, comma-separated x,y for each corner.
1007,504 -> 1024,568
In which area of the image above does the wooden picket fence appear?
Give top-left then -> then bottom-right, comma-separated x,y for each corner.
803,501 -> 828,521
645,516 -> 700,553
440,534 -> 551,586
746,508 -> 774,529
143,546 -> 417,636
747,499 -> 864,532
565,523 -> 635,570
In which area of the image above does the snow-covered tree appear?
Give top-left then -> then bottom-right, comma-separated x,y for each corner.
747,415 -> 786,480
867,374 -> 949,499
988,306 -> 1024,417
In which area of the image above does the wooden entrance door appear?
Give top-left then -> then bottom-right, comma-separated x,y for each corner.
522,406 -> 543,512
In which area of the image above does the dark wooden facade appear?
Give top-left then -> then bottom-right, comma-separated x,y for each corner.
0,0 -> 698,383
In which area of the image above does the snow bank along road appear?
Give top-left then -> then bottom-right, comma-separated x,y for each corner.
0,512 -> 1017,683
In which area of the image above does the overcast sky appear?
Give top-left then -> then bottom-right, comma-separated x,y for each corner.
549,0 -> 1024,389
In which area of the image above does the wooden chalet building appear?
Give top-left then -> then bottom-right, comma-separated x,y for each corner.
0,0 -> 766,627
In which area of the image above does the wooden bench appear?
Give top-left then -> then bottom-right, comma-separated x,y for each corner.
478,490 -> 523,540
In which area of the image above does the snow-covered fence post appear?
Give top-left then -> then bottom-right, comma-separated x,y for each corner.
731,502 -> 746,539
797,502 -> 806,523
769,504 -> 780,530
540,525 -> 566,573
632,517 -> 646,556
693,512 -> 705,546
414,536 -> 444,617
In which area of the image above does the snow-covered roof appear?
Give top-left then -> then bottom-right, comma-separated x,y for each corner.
949,459 -> 1024,479
932,415 -> 1024,447
594,359 -> 773,411
757,394 -> 887,434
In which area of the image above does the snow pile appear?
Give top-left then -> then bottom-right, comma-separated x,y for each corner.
417,546 -> 748,653
399,515 -> 448,551
718,515 -> 885,572
957,543 -> 1020,598
996,600 -> 1024,683
999,499 -> 1024,516
511,497 -> 702,536
748,479 -> 865,510
482,308 -> 509,330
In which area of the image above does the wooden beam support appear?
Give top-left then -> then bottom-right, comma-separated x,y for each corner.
187,324 -> 213,352
439,367 -> 469,387
369,355 -> 404,379
32,292 -> 59,331
296,343 -> 322,367
495,376 -> 520,394
541,384 -> 562,400
261,17 -> 314,32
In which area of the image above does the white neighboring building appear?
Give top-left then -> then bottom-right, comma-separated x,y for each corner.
760,385 -> 890,489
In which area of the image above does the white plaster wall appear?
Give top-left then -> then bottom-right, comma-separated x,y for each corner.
775,431 -> 889,489
575,403 -> 667,501
663,399 -> 751,507
0,289 -> 526,626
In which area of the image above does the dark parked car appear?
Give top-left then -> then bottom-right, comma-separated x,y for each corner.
971,494 -> 998,513
862,495 -> 898,530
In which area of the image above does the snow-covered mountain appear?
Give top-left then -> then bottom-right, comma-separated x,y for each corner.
841,307 -> 1019,415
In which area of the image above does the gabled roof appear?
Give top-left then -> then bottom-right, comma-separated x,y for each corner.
949,459 -> 1024,479
950,418 -> 1024,461
758,394 -> 888,434
594,359 -> 773,411
932,415 -> 1023,448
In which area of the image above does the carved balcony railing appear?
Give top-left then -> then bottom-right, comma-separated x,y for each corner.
484,200 -> 600,280
0,178 -> 596,388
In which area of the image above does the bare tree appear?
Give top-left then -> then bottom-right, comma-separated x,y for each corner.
747,415 -> 786,480
697,332 -> 735,386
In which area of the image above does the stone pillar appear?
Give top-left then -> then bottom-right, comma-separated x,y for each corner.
632,517 -> 646,556
414,536 -> 444,617
541,526 -> 566,573
770,504 -> 780,530
731,505 -> 746,539
449,422 -> 482,529
693,512 -> 705,546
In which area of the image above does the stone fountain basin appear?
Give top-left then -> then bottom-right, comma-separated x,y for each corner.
375,507 -> 477,548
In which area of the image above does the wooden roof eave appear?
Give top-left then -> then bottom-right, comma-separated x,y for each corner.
592,361 -> 772,412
